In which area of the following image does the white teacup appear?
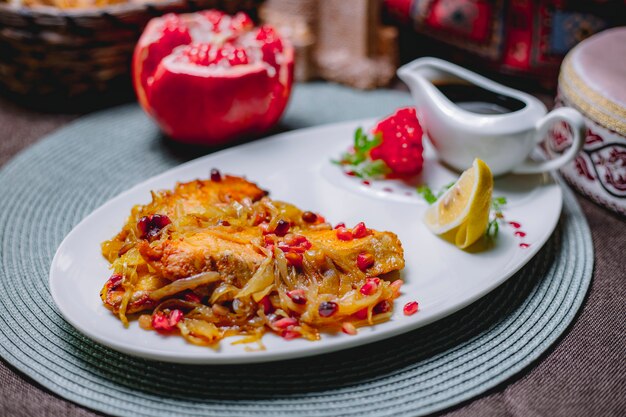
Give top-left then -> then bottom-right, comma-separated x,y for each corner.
398,58 -> 586,176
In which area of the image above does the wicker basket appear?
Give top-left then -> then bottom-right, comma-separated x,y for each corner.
0,0 -> 262,110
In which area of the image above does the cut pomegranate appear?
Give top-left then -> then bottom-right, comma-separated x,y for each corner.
318,301 -> 338,317
137,214 -> 171,241
133,11 -> 294,145
357,253 -> 375,271
370,107 -> 424,176
403,301 -> 419,316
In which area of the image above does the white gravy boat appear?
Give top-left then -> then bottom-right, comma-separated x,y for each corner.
398,57 -> 586,176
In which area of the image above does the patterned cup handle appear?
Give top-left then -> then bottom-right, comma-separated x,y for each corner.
513,107 -> 586,174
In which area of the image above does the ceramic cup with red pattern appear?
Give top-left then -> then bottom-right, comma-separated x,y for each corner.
549,27 -> 626,216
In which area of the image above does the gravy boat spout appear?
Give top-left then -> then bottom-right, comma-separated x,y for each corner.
397,58 -> 585,176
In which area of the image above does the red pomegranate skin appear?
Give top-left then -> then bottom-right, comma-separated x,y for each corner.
133,11 -> 294,145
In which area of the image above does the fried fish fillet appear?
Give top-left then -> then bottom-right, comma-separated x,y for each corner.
100,175 -> 405,326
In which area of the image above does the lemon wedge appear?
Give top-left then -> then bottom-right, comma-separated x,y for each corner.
424,158 -> 493,249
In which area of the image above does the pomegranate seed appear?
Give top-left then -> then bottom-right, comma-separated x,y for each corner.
183,292 -> 202,303
287,289 -> 307,305
258,296 -> 274,314
334,222 -> 346,229
403,301 -> 419,316
302,211 -> 318,223
274,219 -> 290,236
284,252 -> 303,268
230,12 -> 253,33
354,308 -> 368,320
151,309 -> 183,332
137,214 -> 171,240
390,279 -> 403,298
373,300 -> 391,315
316,215 -> 326,224
319,301 -> 338,317
281,330 -> 301,340
341,322 -> 358,335
210,168 -> 222,181
217,220 -> 230,226
360,277 -> 380,295
357,253 -> 375,271
352,222 -> 368,238
274,317 -> 298,329
201,9 -> 225,27
336,227 -> 353,241
106,274 -> 123,290
284,234 -> 312,249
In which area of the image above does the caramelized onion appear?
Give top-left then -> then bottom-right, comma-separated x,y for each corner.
149,272 -> 221,301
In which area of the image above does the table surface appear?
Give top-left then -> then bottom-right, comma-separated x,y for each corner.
0,95 -> 624,417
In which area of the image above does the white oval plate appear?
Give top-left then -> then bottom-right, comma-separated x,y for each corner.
50,119 -> 562,364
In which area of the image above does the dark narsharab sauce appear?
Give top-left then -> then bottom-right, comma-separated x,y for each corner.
435,83 -> 526,115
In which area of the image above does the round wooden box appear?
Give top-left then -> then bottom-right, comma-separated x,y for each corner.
547,27 -> 626,216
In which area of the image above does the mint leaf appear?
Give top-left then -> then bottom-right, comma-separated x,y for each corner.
417,185 -> 438,205
334,127 -> 389,179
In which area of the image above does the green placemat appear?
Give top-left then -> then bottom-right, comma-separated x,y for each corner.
0,83 -> 593,417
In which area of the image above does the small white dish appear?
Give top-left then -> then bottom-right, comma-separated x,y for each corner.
49,118 -> 562,364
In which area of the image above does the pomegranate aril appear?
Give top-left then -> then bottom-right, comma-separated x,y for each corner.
341,322 -> 358,335
274,219 -> 290,236
360,277 -> 380,295
230,12 -> 253,33
151,309 -> 183,331
273,317 -> 298,329
183,292 -> 202,303
210,168 -> 222,181
138,214 -> 171,240
334,222 -> 346,229
318,301 -> 338,317
403,301 -> 419,316
302,211 -> 318,223
287,289 -> 307,305
217,220 -> 230,226
354,308 -> 368,320
106,274 -> 123,290
373,300 -> 391,314
281,330 -> 301,340
357,253 -> 375,271
200,9 -> 225,28
258,296 -> 274,314
336,227 -> 353,241
284,252 -> 303,268
352,222 -> 368,238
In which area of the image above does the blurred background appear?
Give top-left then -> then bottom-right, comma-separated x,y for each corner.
1,0 -> 624,112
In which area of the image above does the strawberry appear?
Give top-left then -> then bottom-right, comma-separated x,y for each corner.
369,107 -> 424,176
